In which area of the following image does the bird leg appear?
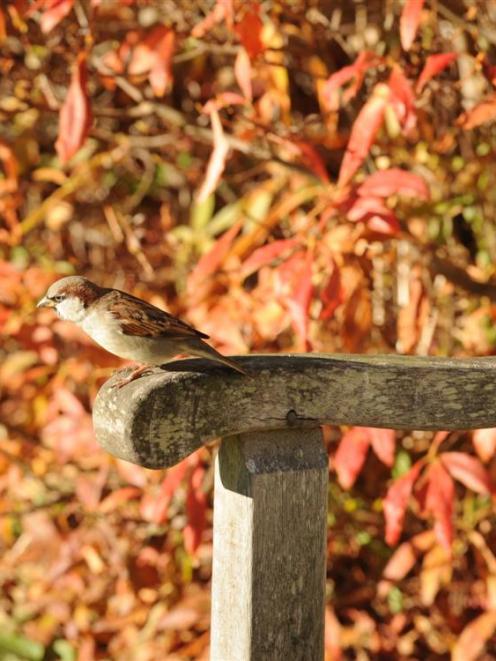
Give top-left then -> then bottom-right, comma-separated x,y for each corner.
112,364 -> 151,389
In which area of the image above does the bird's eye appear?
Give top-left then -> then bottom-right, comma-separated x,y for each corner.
53,295 -> 63,303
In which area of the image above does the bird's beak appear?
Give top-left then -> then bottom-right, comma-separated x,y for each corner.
37,296 -> 54,309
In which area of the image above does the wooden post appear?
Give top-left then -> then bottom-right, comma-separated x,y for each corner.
210,429 -> 328,661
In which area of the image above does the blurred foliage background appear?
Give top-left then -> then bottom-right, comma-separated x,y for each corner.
2,0 -> 496,659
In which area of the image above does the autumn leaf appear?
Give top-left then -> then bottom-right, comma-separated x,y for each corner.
457,93 -> 496,129
388,66 -> 416,132
183,465 -> 207,555
234,47 -> 252,101
188,219 -> 243,292
292,141 -> 330,183
235,3 -> 264,58
334,427 -> 372,489
55,52 -> 93,163
321,51 -> 380,113
425,460 -> 455,551
32,0 -> 75,33
148,28 -> 175,97
452,611 -> 496,661
472,428 -> 496,463
384,461 -> 424,546
400,0 -> 425,51
357,168 -> 430,199
319,261 -> 343,320
369,428 -> 396,467
192,0 -> 233,38
241,238 -> 299,279
196,109 -> 230,202
337,83 -> 389,188
416,52 -> 458,93
441,451 -> 494,495
277,250 -> 314,348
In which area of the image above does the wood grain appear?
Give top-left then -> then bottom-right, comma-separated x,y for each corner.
93,353 -> 496,468
210,429 -> 328,661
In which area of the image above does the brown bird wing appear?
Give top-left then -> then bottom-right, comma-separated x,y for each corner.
103,290 -> 209,339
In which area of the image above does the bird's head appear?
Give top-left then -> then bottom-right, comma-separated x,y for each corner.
37,276 -> 104,323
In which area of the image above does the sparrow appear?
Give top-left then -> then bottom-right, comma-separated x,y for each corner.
37,276 -> 248,386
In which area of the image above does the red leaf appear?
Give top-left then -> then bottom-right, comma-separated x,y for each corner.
366,213 -> 401,235
337,83 -> 389,188
234,3 -> 264,58
400,0 -> 425,51
55,53 -> 93,163
457,93 -> 496,130
322,51 -> 380,112
319,260 -> 343,320
369,428 -> 396,467
234,47 -> 252,101
416,52 -> 458,93
472,428 -> 496,463
188,219 -> 243,288
196,109 -> 230,202
149,28 -> 175,97
383,461 -> 424,546
183,465 -> 207,555
334,427 -> 371,489
292,141 -> 330,183
37,0 -> 74,33
241,238 -> 299,278
357,169 -> 430,199
388,66 -> 416,132
347,195 -> 391,221
425,460 -> 455,551
441,452 -> 494,495
452,611 -> 496,661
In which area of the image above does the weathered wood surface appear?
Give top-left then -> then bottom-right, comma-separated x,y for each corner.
93,353 -> 496,468
210,429 -> 328,661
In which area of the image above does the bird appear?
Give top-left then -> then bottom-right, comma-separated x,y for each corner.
37,276 -> 248,386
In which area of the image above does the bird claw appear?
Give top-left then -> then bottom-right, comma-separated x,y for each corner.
111,365 -> 150,389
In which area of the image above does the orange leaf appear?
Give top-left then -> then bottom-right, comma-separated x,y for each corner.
319,260 -> 343,320
383,460 -> 424,546
337,84 -> 389,188
334,427 -> 371,489
400,0 -> 425,51
196,109 -> 230,202
357,168 -> 430,199
457,93 -> 496,129
452,612 -> 496,661
37,0 -> 74,33
234,47 -> 252,102
55,52 -> 93,163
292,141 -> 330,183
382,540 -> 417,581
441,451 -> 494,495
416,52 -> 458,93
192,0 -> 233,38
149,28 -> 175,97
188,219 -> 243,288
472,428 -> 496,463
425,460 -> 455,551
277,250 -> 313,349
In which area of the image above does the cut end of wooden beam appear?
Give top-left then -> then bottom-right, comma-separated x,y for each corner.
92,354 -> 496,469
